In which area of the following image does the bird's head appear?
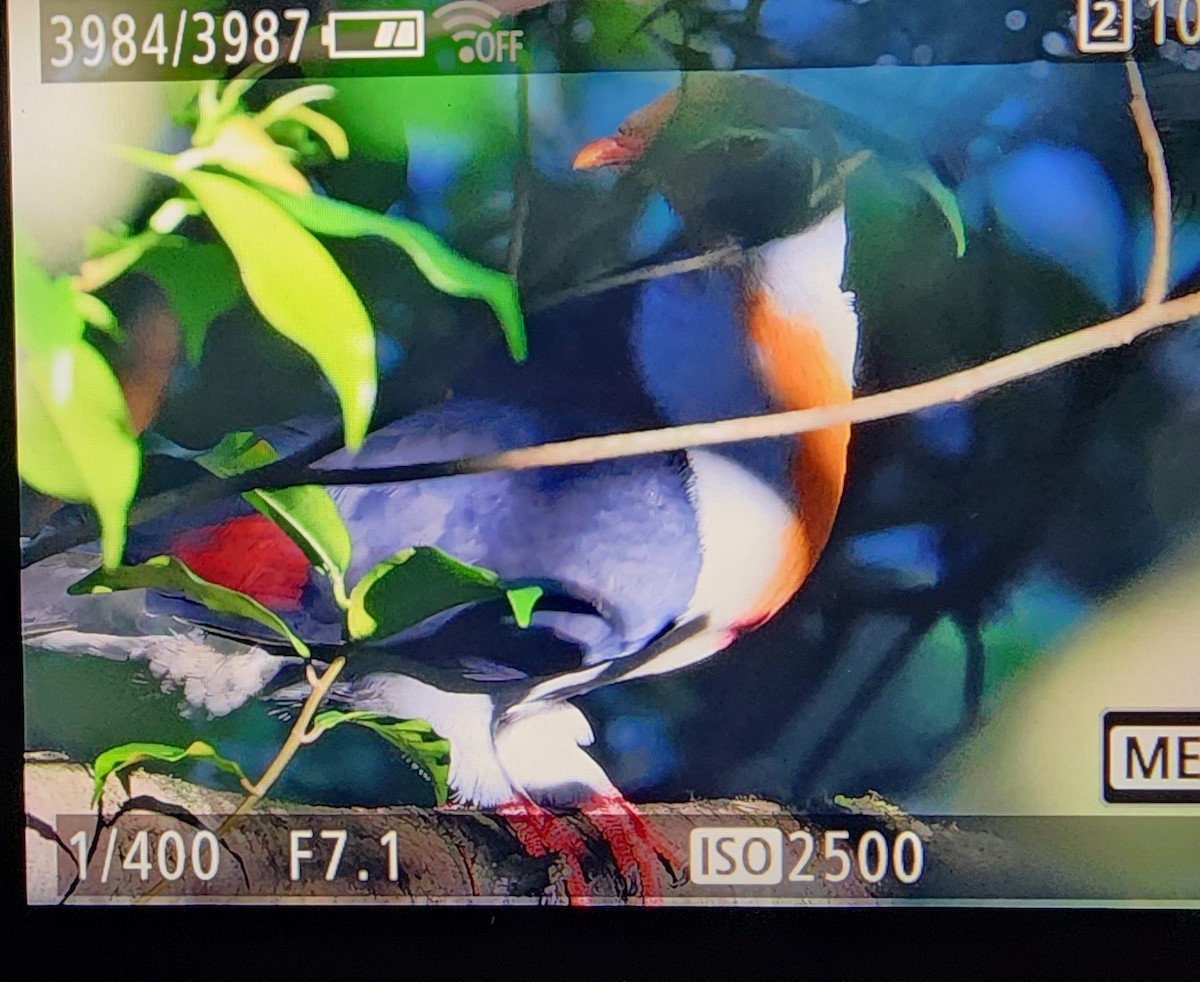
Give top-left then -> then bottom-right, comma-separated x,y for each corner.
573,75 -> 848,249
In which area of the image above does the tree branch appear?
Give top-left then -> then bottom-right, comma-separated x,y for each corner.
132,656 -> 347,904
526,244 -> 745,314
1126,59 -> 1173,305
23,761 -> 1047,905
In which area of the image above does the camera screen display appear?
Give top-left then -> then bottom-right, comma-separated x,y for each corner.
13,1 -> 1200,906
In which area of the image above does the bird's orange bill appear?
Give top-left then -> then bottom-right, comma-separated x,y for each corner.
572,133 -> 648,170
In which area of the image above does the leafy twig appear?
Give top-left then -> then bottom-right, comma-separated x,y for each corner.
225,657 -> 347,823
133,655 -> 346,903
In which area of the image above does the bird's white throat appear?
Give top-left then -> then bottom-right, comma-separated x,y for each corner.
750,205 -> 860,390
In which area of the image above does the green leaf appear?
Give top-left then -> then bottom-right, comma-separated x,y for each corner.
83,222 -> 134,259
260,188 -> 527,362
505,585 -> 543,629
905,168 -> 967,259
310,711 -> 450,805
92,740 -> 248,805
177,170 -> 377,448
163,80 -> 204,127
217,77 -> 257,117
254,84 -> 339,128
75,293 -> 122,339
286,106 -> 350,160
14,248 -> 85,355
245,487 -> 352,604
188,116 -> 313,196
347,546 -> 506,641
78,229 -> 163,295
68,555 -> 311,657
193,430 -> 277,476
254,86 -> 350,160
130,240 -> 242,364
194,433 -> 352,601
17,339 -> 139,568
148,198 -> 202,235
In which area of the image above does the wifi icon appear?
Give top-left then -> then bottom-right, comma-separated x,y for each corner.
433,1 -> 510,63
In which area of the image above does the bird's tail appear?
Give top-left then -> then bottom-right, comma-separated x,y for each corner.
21,550 -> 302,718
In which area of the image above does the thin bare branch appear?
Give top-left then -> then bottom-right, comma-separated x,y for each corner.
263,290 -> 1200,489
23,286 -> 1200,566
1127,59 -> 1173,305
527,244 -> 744,314
507,72 -> 532,279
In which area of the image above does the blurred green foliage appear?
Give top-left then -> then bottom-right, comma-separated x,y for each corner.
15,250 -> 139,567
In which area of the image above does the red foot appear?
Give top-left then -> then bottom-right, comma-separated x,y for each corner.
498,798 -> 594,905
498,794 -> 685,905
581,793 -> 685,906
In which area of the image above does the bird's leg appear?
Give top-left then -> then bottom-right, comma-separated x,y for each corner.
580,792 -> 686,904
496,797 -> 595,905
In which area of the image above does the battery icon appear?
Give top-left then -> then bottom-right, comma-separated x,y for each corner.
320,10 -> 426,59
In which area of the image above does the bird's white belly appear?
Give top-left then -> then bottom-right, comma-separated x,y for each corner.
618,447 -> 796,681
334,674 -> 515,806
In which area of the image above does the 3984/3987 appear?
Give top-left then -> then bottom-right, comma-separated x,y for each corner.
688,826 -> 926,887
46,7 -> 311,71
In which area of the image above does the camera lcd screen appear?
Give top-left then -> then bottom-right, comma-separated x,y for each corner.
13,0 -> 1200,906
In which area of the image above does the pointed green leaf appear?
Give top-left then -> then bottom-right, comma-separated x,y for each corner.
254,86 -> 350,159
17,341 -> 139,568
244,487 -> 352,602
254,84 -> 339,129
217,77 -> 257,117
91,740 -> 248,805
193,430 -> 277,476
83,223 -> 133,258
148,197 -> 202,235
904,168 -> 967,258
506,585 -> 543,629
68,555 -> 311,657
286,106 -> 350,160
260,188 -> 527,362
75,293 -> 122,339
177,170 -> 377,449
310,710 -> 450,805
347,546 -> 505,641
14,248 -> 85,354
164,80 -> 205,127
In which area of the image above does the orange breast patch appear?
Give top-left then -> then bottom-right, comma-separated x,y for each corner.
736,293 -> 853,631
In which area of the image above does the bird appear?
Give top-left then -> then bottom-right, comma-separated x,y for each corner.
21,75 -> 861,903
